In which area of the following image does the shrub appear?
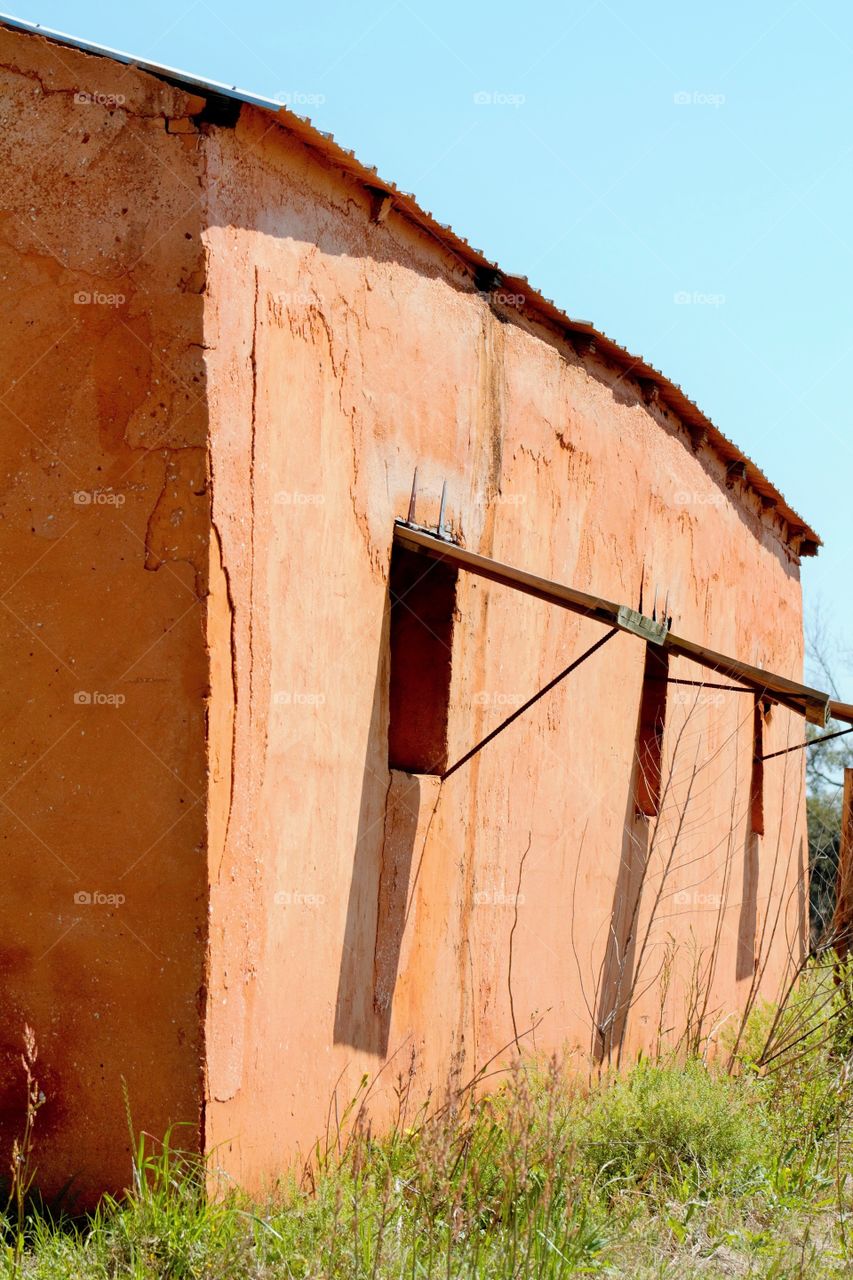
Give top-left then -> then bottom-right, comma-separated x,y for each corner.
578,1059 -> 766,1196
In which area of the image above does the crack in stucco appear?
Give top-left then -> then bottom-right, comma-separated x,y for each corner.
143,446 -> 209,596
0,48 -> 202,120
208,516 -> 238,880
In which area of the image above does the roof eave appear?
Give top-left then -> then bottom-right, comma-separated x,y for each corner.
0,11 -> 821,554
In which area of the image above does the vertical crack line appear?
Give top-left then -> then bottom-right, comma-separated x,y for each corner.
212,521 -> 238,885
248,267 -> 260,781
508,832 -> 532,1052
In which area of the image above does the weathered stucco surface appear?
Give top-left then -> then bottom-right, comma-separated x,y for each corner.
0,31 -> 209,1205
200,108 -> 808,1183
0,27 -> 809,1202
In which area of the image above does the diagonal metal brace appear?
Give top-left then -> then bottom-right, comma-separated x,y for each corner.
441,628 -> 619,781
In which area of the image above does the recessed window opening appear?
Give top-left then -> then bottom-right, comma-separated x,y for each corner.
634,644 -> 669,818
388,544 -> 457,775
750,697 -> 767,836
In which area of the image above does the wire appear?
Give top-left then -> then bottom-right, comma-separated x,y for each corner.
761,724 -> 853,762
441,627 -> 619,781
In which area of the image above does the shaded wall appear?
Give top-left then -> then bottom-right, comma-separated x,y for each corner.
201,107 -> 808,1184
0,31 -> 210,1205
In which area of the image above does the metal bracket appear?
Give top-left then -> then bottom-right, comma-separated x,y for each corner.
616,606 -> 669,645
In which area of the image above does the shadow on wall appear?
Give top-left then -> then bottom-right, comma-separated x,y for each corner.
593,775 -> 651,1065
333,615 -> 422,1058
595,752 -> 763,1062
736,834 -> 759,981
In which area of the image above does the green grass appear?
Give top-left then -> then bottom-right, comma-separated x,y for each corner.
4,967 -> 853,1278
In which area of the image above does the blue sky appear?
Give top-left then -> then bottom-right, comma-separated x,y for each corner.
10,0 -> 852,689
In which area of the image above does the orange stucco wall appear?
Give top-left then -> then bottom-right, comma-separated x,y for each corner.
0,28 -> 809,1203
200,108 -> 808,1185
0,31 -> 210,1205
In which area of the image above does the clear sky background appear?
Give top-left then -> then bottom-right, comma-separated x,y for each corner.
9,0 -> 852,689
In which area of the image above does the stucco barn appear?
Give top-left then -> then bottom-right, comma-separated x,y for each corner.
0,14 -> 848,1206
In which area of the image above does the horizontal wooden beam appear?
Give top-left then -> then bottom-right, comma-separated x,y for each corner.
394,523 -> 668,642
663,633 -> 828,726
393,522 -> 830,726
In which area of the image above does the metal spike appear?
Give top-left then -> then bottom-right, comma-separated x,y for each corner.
407,467 -> 418,524
652,584 -> 658,622
438,480 -> 448,539
663,590 -> 670,627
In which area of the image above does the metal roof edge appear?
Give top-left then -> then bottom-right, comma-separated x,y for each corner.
0,11 -> 821,554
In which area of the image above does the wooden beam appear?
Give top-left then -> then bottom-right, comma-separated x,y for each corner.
394,522 -> 665,639
663,632 -> 828,726
393,524 -> 827,723
392,522 -> 830,726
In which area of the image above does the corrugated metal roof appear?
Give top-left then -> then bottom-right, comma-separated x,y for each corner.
0,11 -> 821,553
